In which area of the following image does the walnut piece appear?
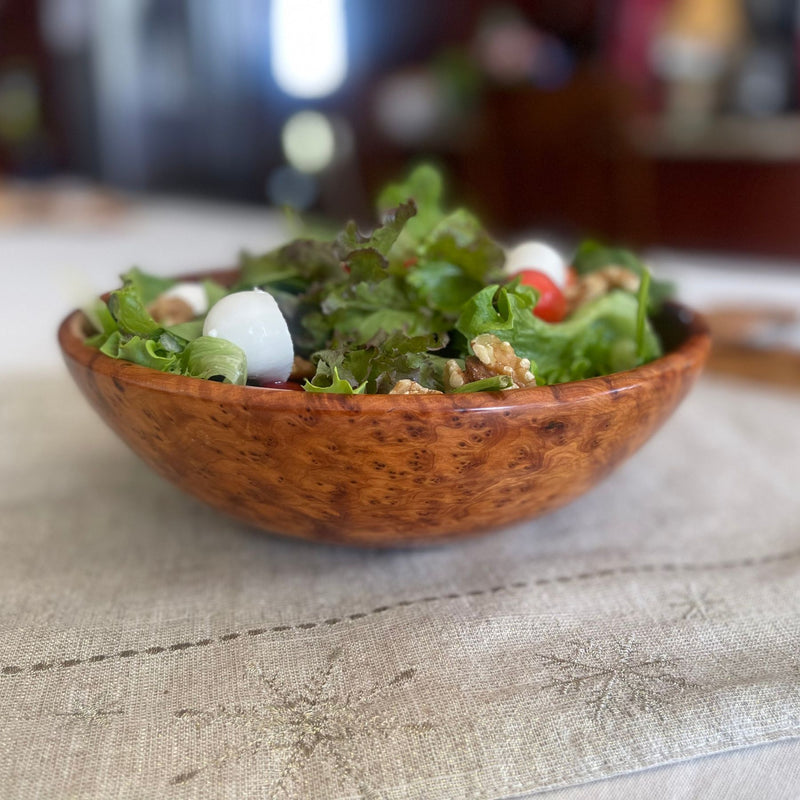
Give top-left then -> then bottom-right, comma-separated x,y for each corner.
464,356 -> 494,382
148,295 -> 195,326
289,356 -> 316,381
443,360 -> 467,391
469,334 -> 537,388
389,379 -> 443,395
443,336 -> 536,391
565,266 -> 640,312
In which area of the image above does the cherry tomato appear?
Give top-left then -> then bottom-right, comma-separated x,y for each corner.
402,257 -> 419,269
516,269 -> 567,323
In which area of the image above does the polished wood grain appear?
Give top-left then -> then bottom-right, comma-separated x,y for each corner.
58,301 -> 710,546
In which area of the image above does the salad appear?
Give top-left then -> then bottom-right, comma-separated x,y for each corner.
85,165 -> 670,395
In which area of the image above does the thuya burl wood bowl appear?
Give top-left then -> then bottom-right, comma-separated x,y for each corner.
58,289 -> 710,546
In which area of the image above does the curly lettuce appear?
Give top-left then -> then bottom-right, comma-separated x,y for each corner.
456,280 -> 661,385
86,164 -> 668,393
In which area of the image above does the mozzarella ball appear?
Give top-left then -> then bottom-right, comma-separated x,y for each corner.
161,282 -> 209,316
203,290 -> 294,382
503,241 -> 568,288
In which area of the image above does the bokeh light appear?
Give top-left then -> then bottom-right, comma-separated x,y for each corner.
281,111 -> 336,173
270,0 -> 348,99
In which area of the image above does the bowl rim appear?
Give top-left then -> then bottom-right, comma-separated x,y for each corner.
58,297 -> 710,412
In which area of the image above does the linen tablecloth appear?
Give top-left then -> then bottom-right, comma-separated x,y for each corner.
2,202 -> 800,798
2,367 -> 799,799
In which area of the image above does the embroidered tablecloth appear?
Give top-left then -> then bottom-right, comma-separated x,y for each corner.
3,205 -> 800,798
1,368 -> 799,799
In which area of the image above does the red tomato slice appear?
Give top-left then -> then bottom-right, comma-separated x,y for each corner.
516,269 -> 567,323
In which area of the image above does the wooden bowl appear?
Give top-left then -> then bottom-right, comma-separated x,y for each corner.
58,297 -> 710,546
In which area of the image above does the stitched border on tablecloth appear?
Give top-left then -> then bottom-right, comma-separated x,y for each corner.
2,545 -> 799,679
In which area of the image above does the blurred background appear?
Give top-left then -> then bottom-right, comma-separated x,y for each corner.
3,0 -> 800,255
3,0 -> 800,384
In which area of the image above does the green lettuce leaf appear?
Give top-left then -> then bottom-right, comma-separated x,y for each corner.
319,249 -> 448,346
336,200 -> 417,257
236,239 -> 343,291
308,331 -> 448,394
422,209 -> 505,282
100,332 -> 180,372
180,336 -> 247,385
572,240 -> 645,275
107,286 -> 161,337
456,283 -> 662,385
165,319 -> 204,341
450,375 -> 513,393
83,298 -> 119,347
405,260 -> 485,314
84,298 -> 118,336
202,278 -> 229,308
157,330 -> 188,353
375,166 -> 449,260
342,248 -> 390,283
635,268 -> 651,361
377,163 -> 446,247
304,366 -> 367,394
455,281 -> 537,337
120,267 -> 176,305
572,240 -> 673,310
98,330 -> 122,357
87,166 -> 667,395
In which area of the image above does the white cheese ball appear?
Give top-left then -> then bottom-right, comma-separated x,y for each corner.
503,241 -> 568,288
161,282 -> 209,316
203,290 -> 294,382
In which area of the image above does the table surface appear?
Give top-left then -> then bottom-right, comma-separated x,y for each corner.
2,194 -> 799,799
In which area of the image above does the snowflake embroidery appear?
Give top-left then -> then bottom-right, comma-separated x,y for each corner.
170,647 -> 432,797
537,638 -> 692,722
668,585 -> 725,621
52,691 -> 125,726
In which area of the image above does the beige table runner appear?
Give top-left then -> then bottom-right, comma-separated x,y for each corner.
1,372 -> 799,799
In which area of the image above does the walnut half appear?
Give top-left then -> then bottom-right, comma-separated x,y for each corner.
470,334 -> 537,388
289,356 -> 316,381
565,265 -> 640,313
443,360 -> 468,391
389,380 -> 443,395
444,334 -> 537,391
147,295 -> 195,326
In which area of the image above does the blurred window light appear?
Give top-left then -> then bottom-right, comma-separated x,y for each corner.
270,0 -> 348,99
281,111 -> 336,172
